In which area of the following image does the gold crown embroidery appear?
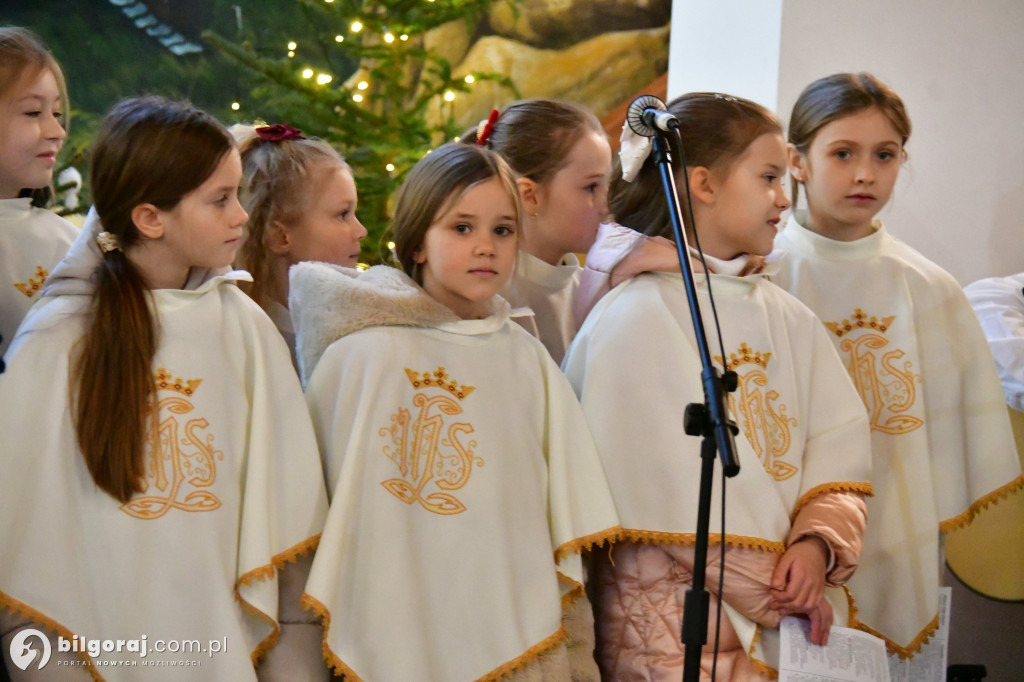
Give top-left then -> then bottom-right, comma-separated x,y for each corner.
404,367 -> 475,400
120,368 -> 221,519
716,343 -> 798,481
380,367 -> 483,515
13,265 -> 48,298
825,308 -> 895,338
155,368 -> 202,396
722,342 -> 771,371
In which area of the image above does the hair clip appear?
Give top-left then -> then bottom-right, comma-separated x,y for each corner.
255,124 -> 306,142
713,93 -> 738,102
476,109 -> 500,147
96,231 -> 122,253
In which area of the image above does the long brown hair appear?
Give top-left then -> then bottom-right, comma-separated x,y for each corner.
236,131 -> 349,309
0,26 -> 69,207
787,72 -> 911,207
75,96 -> 233,503
610,92 -> 781,240
393,143 -> 520,285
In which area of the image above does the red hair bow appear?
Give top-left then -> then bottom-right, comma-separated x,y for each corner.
476,109 -> 500,147
255,124 -> 306,142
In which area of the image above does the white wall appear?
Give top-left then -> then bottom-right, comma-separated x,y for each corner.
669,0 -> 1024,284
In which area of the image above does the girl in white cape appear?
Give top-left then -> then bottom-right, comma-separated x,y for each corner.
771,72 -> 1024,659
467,100 -> 612,364
0,97 -> 329,681
290,142 -> 621,682
0,27 -> 78,363
562,93 -> 874,680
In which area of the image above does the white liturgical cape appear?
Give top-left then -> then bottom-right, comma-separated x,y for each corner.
290,263 -> 621,682
0,216 -> 328,680
0,197 -> 77,359
501,251 -> 582,364
562,268 -> 874,674
771,215 -> 1024,657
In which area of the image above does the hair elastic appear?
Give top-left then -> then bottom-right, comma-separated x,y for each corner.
476,109 -> 500,147
96,231 -> 122,253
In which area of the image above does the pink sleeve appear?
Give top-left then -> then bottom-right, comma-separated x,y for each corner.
788,490 -> 868,587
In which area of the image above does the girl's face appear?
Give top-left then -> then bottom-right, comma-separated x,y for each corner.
284,165 -> 367,268
693,132 -> 790,260
0,67 -> 65,199
789,106 -> 903,241
413,177 -> 518,319
526,130 -> 611,264
142,149 -> 248,289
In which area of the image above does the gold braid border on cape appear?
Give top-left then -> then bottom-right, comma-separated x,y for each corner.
301,593 -> 571,682
235,533 -> 321,665
843,585 -> 941,659
939,474 -> 1024,533
0,592 -> 103,681
789,481 -> 875,522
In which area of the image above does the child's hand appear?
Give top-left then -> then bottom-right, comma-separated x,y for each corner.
769,535 -> 828,615
806,596 -> 834,646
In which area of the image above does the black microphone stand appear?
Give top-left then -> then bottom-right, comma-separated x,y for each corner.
646,123 -> 741,682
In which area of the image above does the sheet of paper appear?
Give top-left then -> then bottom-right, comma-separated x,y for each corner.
887,587 -> 952,682
778,616 -> 891,682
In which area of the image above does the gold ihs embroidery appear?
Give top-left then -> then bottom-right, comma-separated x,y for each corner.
13,265 -> 47,298
717,343 -> 799,481
120,369 -> 223,519
825,308 -> 922,435
378,367 -> 483,515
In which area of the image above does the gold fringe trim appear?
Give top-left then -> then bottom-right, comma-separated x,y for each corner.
299,592 -> 567,682
476,627 -> 567,682
747,623 -> 779,680
613,528 -> 787,553
790,481 -> 875,521
939,474 -> 1024,533
0,592 -> 104,682
553,525 -> 624,562
235,533 -> 321,666
844,585 -> 940,658
557,571 -> 584,609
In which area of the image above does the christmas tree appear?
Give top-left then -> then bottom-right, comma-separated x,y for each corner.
205,0 -> 518,264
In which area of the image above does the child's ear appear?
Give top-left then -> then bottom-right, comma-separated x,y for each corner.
265,221 -> 293,256
687,166 -> 716,205
131,204 -> 164,240
412,246 -> 426,265
787,144 -> 807,183
516,176 -> 542,216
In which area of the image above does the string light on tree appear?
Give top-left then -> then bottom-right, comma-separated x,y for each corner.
302,68 -> 314,79
231,102 -> 240,111
464,75 -> 475,84
353,93 -> 364,102
357,81 -> 369,90
351,21 -> 363,32
443,90 -> 455,102
288,51 -> 295,58
335,35 -> 344,43
287,41 -> 297,50
400,34 -> 409,41
384,32 -> 395,43
385,163 -> 395,172
317,73 -> 333,85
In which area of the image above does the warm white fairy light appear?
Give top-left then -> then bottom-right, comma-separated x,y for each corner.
400,34 -> 409,41
335,35 -> 344,43
351,21 -> 363,32
387,241 -> 396,250
231,102 -> 240,111
443,90 -> 455,102
288,50 -> 295,58
353,93 -> 364,102
384,32 -> 395,43
385,163 -> 396,172
287,41 -> 297,50
317,73 -> 333,85
302,68 -> 314,79
464,75 -> 475,84
357,81 -> 369,90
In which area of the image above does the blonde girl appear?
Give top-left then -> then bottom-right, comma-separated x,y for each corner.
468,99 -> 612,363
0,97 -> 327,680
772,72 -> 1024,660
0,26 -> 77,361
289,142 -> 620,681
562,93 -> 874,680
234,123 -> 366,360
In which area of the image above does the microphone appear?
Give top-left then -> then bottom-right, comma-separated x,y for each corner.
626,95 -> 678,138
